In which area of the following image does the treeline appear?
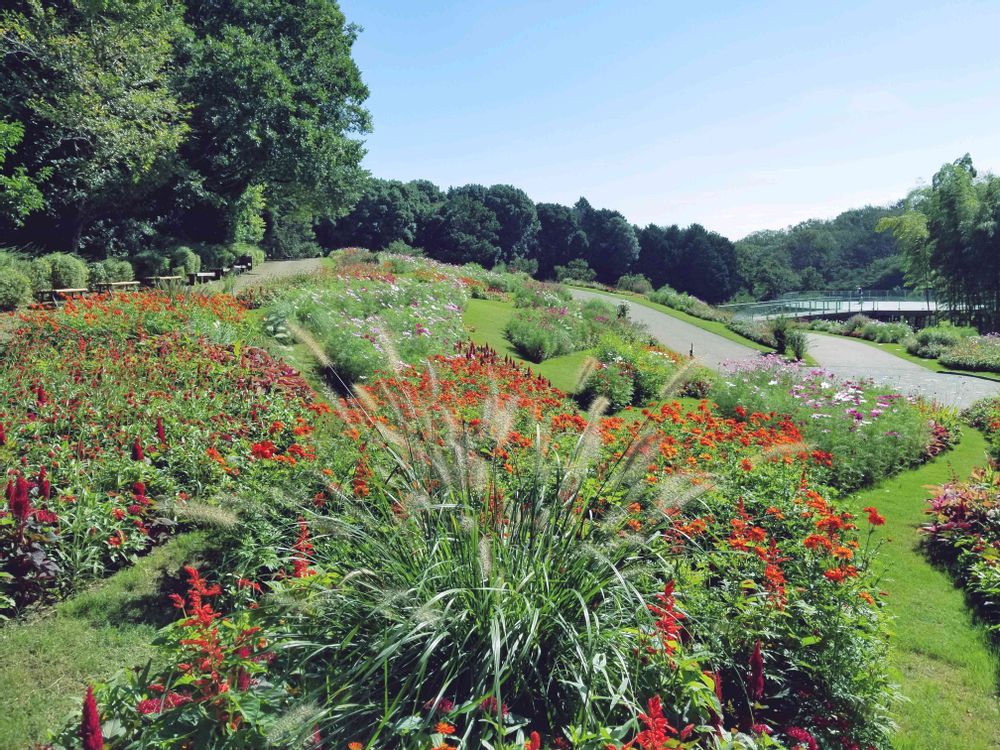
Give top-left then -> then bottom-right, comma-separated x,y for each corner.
878,154 -> 1000,331
734,205 -> 904,299
319,179 -> 743,302
0,0 -> 370,271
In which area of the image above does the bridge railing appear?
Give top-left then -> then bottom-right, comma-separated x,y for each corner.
720,291 -> 937,320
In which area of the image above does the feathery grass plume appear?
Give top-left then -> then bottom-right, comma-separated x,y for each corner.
264,702 -> 327,749
170,500 -> 239,529
374,326 -> 404,373
658,357 -> 700,399
575,355 -> 598,392
478,535 -> 493,580
651,473 -> 715,516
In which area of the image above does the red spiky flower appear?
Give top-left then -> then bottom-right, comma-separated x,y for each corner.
749,640 -> 764,700
80,685 -> 103,750
132,437 -> 145,462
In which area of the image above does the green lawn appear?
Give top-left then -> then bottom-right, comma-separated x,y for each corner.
812,331 -> 1000,383
464,298 -> 592,393
849,430 -> 1000,749
0,532 -> 214,748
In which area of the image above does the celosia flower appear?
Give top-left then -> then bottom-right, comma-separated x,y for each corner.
784,726 -> 818,750
749,639 -> 764,700
525,731 -> 541,750
80,685 -> 103,750
132,437 -> 145,462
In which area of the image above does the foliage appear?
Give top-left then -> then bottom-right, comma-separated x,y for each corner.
648,284 -> 732,323
785,329 -> 809,360
579,335 -> 685,410
554,257 -> 596,283
0,266 -> 31,310
905,322 -> 976,359
47,253 -> 88,289
736,205 -> 903,298
616,273 -> 653,295
939,335 -> 1000,373
638,223 -> 740,303
88,259 -> 135,285
726,319 -> 778,349
712,356 -> 939,491
922,465 -> 1000,633
0,120 -> 48,226
170,247 -> 201,276
231,185 -> 266,246
266,212 -> 323,260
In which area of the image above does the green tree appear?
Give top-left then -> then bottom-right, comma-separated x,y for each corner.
177,0 -> 371,235
534,202 -> 588,279
573,198 -> 638,283
876,189 -> 935,310
422,191 -> 501,266
0,120 -> 48,226
0,0 -> 189,251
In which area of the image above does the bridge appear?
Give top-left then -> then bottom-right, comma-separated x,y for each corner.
721,289 -> 937,323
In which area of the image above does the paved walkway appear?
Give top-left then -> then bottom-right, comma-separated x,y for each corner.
571,289 -> 757,368
232,258 -> 326,290
806,333 -> 1000,409
570,288 -> 1000,409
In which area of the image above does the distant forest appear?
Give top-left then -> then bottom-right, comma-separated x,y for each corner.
320,178 -> 905,303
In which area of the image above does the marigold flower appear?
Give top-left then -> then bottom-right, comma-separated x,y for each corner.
435,721 -> 456,735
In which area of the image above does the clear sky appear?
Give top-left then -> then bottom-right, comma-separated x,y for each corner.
338,0 -> 1000,239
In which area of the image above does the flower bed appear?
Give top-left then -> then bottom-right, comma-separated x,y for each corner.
712,355 -> 952,491
0,292 -> 333,613
938,334 -> 1000,373
44,343 -> 894,749
922,465 -> 1000,632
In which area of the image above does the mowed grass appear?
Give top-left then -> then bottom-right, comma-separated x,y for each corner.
464,298 -> 591,393
0,532 -> 214,748
849,429 -> 1000,749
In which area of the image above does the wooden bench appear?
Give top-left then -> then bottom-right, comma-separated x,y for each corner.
189,272 -> 217,285
93,280 -> 141,293
35,288 -> 90,306
145,275 -> 184,288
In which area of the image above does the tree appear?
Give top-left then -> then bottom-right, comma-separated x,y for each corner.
535,202 -> 588,279
573,198 -> 638,283
482,184 -> 538,262
0,0 -> 189,252
176,0 -> 371,241
636,223 -> 683,289
0,120 -> 47,226
421,191 -> 501,266
876,189 -> 935,309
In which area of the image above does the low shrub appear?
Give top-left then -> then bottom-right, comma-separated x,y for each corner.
649,284 -> 732,323
171,246 -> 202,275
616,273 -> 653,295
726,318 -> 778,348
505,313 -> 574,361
807,318 -> 847,334
88,259 -> 135,284
939,334 -> 1000,372
785,328 -> 809,360
906,322 -> 976,358
0,267 -> 32,310
578,335 -> 683,409
46,252 -> 88,289
25,256 -> 53,292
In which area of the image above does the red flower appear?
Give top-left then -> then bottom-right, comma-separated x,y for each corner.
8,475 -> 32,525
863,506 -> 885,526
156,416 -> 166,446
132,437 -> 145,462
250,440 -> 277,459
784,727 -> 818,750
80,685 -> 103,750
38,466 -> 50,501
749,639 -> 764,700
0,421 -> 5,445
526,731 -> 541,750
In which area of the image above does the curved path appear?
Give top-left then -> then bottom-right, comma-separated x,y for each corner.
571,289 -> 757,368
233,257 -> 326,290
571,288 -> 1000,409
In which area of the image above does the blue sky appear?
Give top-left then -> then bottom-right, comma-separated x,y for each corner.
339,0 -> 1000,239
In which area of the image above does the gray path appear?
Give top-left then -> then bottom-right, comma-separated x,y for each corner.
571,288 -> 757,368
806,333 -> 1000,409
570,288 -> 1000,409
233,258 -> 326,290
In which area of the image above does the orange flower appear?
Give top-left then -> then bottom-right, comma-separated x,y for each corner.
863,506 -> 886,526
435,721 -> 456,735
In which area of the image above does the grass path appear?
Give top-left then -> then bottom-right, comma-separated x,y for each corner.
849,430 -> 1000,748
0,533 -> 213,748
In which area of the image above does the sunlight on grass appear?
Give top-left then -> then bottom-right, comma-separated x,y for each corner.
463,298 -> 590,393
0,533 -> 213,748
850,430 -> 1000,749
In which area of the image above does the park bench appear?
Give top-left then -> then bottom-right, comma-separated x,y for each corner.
35,288 -> 90,307
189,272 -> 217,285
145,275 -> 184,288
93,280 -> 140,293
